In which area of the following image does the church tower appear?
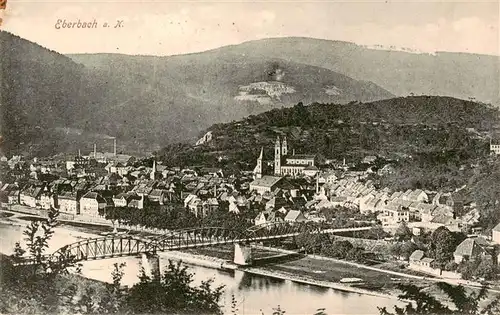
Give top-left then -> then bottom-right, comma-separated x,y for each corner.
150,160 -> 156,180
253,147 -> 263,179
282,136 -> 288,156
274,136 -> 281,176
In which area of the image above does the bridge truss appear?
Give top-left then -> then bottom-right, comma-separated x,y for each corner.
14,222 -> 342,265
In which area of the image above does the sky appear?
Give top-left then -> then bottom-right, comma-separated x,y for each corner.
1,0 -> 499,56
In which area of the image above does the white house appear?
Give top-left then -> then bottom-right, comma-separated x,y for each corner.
39,191 -> 54,210
284,210 -> 307,223
377,202 -> 409,226
20,187 -> 42,208
80,192 -> 107,216
493,223 -> 500,244
254,211 -> 278,225
7,191 -> 20,205
112,193 -> 137,207
58,193 -> 79,215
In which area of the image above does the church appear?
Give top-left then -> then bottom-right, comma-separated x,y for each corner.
253,136 -> 318,178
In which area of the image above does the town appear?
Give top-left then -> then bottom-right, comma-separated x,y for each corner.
2,133 -> 500,288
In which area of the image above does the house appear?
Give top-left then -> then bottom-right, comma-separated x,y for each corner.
453,237 -> 491,264
184,194 -> 199,208
249,176 -> 283,195
185,195 -> 203,217
378,164 -> 395,176
420,258 -> 435,268
377,202 -> 410,226
39,190 -> 54,210
408,249 -> 438,274
284,210 -> 307,223
305,211 -> 326,223
228,201 -> 241,214
202,198 -> 219,217
254,211 -> 279,225
321,171 -> 338,184
418,204 -> 439,223
315,199 -> 334,210
7,190 -> 19,205
303,165 -> 319,177
128,195 -> 145,209
406,189 -> 429,203
80,192 -> 107,216
58,192 -> 79,214
362,155 -> 377,164
149,189 -> 168,204
112,193 -> 137,207
490,139 -> 500,155
360,197 -> 383,214
19,186 -> 43,208
492,223 -> 500,244
409,249 -> 425,264
330,196 -> 349,208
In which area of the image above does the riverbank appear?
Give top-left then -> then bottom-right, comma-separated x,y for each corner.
1,210 -> 403,299
158,248 -> 404,302
2,207 -> 497,298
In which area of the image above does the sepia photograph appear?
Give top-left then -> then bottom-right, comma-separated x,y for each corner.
0,0 -> 499,314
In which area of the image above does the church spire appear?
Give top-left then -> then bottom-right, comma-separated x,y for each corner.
151,160 -> 156,180
254,147 -> 264,179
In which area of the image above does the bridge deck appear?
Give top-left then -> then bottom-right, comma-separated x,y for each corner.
13,224 -> 372,266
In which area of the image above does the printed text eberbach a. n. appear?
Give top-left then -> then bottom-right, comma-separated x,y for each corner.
55,19 -> 124,29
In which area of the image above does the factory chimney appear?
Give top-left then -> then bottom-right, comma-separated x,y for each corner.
93,143 -> 97,158
113,138 -> 117,156
316,173 -> 319,194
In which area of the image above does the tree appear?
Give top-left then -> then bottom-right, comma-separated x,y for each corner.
1,209 -> 227,315
125,260 -> 224,314
444,261 -> 458,272
389,243 -> 402,259
295,230 -> 330,254
458,260 -> 478,280
429,226 -> 457,266
1,208 -> 84,313
379,282 -> 500,315
394,222 -> 412,242
346,247 -> 364,262
474,258 -> 498,280
364,225 -> 389,240
400,242 -> 418,261
325,240 -> 354,259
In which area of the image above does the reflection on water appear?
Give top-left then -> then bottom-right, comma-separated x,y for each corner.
0,222 -> 401,314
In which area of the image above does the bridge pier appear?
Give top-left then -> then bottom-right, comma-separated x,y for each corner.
141,252 -> 161,280
233,243 -> 253,266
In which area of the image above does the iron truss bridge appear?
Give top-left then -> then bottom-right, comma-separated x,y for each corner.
13,222 -> 372,266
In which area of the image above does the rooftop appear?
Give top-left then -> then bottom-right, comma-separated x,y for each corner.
287,154 -> 316,160
250,176 -> 283,188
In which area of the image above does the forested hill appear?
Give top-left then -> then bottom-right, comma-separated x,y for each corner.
211,37 -> 500,106
0,31 -> 106,156
157,96 -> 500,170
0,31 -> 394,157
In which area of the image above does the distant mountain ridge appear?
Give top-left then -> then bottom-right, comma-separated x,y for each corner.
0,31 -> 395,156
201,37 -> 499,105
2,32 -> 498,157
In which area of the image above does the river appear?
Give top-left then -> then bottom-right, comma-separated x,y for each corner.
0,220 -> 401,315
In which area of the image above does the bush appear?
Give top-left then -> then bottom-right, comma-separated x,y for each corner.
444,261 -> 458,271
325,240 -> 354,259
346,247 -> 365,262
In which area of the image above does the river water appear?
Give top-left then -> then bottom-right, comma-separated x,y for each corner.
0,221 -> 401,315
